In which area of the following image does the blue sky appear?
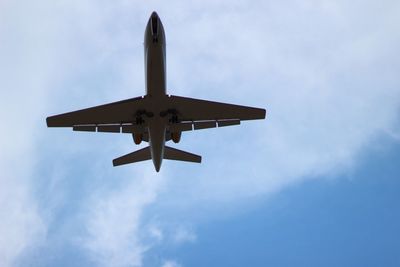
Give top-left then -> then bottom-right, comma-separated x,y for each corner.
1,1 -> 400,267
152,140 -> 400,267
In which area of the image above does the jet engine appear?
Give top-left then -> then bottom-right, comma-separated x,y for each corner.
133,133 -> 143,145
171,132 -> 181,143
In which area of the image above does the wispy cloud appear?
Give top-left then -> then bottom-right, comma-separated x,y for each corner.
161,260 -> 182,267
0,171 -> 46,267
81,168 -> 163,267
172,227 -> 197,245
0,1 -> 68,266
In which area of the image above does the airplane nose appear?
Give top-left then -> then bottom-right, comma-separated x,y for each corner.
150,12 -> 159,42
151,11 -> 158,18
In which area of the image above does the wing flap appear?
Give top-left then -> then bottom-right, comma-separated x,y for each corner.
97,125 -> 121,133
167,118 -> 241,132
121,124 -> 146,133
169,122 -> 193,132
193,121 -> 216,130
217,119 -> 240,127
72,124 -> 146,134
73,125 -> 96,132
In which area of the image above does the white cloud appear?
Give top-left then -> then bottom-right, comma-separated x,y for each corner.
0,170 -> 46,267
0,1 -> 65,266
147,225 -> 164,243
172,227 -> 197,245
81,168 -> 162,267
156,0 -> 400,207
161,260 -> 182,267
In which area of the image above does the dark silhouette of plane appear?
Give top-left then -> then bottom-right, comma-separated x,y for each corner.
47,11 -> 266,172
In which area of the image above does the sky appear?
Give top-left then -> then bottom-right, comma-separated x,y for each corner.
0,0 -> 400,267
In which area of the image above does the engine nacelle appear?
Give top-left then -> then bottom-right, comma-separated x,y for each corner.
171,132 -> 181,143
133,133 -> 143,145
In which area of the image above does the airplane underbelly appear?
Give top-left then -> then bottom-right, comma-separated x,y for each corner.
148,120 -> 166,171
146,46 -> 166,96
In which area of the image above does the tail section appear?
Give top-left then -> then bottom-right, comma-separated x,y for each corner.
113,145 -> 201,168
113,146 -> 151,167
164,146 -> 201,163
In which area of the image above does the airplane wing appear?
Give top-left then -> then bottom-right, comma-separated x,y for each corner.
167,95 -> 266,130
47,95 -> 265,133
46,96 -> 147,127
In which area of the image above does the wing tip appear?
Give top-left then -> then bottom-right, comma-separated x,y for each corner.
262,108 -> 267,119
112,159 -> 118,167
46,116 -> 62,127
46,116 -> 52,127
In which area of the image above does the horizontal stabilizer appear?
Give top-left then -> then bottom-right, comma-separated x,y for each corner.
113,146 -> 151,167
164,146 -> 201,163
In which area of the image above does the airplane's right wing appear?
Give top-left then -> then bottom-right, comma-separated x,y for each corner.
167,95 -> 266,130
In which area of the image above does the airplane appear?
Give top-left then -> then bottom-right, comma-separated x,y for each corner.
46,11 -> 266,172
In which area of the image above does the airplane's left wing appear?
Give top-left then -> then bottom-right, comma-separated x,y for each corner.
47,96 -> 147,127
167,95 -> 266,124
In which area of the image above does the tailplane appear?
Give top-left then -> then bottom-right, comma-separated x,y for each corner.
164,146 -> 201,163
113,146 -> 151,166
113,145 -> 201,167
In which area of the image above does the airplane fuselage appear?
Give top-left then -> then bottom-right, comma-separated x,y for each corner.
144,12 -> 167,171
